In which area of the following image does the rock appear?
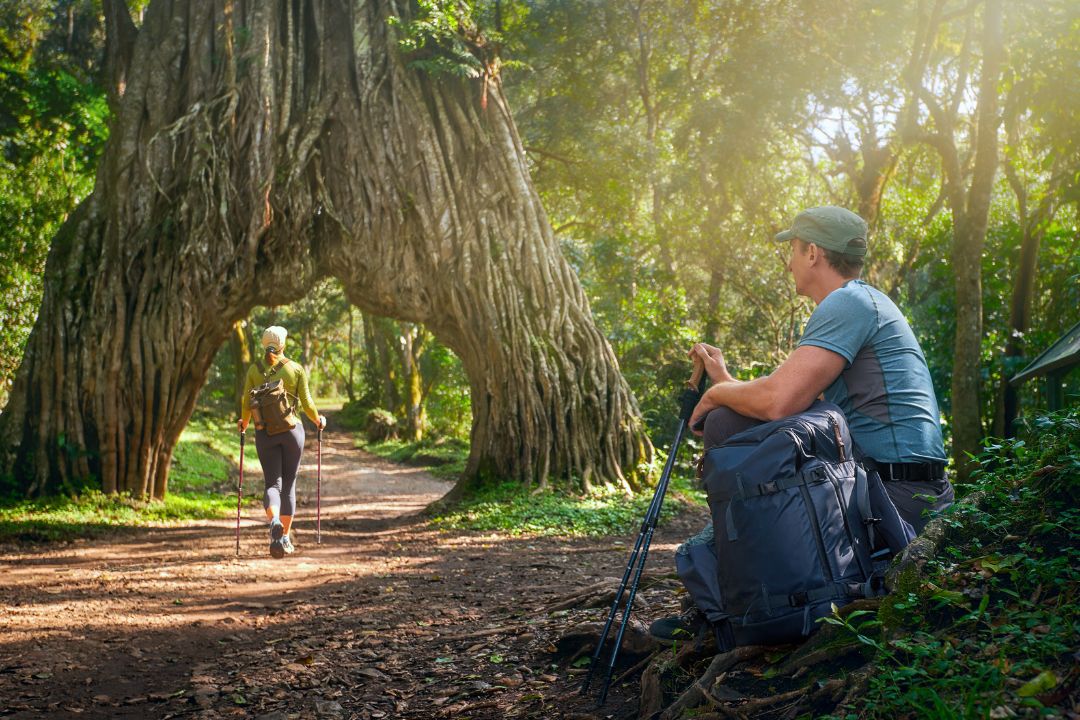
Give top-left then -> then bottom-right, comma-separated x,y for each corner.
315,699 -> 344,717
354,667 -> 390,682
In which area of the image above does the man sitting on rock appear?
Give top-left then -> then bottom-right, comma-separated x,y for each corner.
650,206 -> 954,641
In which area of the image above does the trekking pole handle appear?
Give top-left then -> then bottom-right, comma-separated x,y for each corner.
687,357 -> 706,391
678,358 -> 709,422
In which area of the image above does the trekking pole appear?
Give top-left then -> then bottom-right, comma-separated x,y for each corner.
316,425 -> 323,545
235,429 -> 246,556
580,360 -> 708,705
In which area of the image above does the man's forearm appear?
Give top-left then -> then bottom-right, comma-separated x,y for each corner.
703,377 -> 778,421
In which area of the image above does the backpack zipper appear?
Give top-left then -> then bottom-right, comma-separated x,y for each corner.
828,413 -> 847,461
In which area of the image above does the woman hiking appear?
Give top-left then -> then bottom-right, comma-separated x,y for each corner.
238,326 -> 326,558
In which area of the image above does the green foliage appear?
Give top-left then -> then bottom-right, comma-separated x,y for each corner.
0,1 -> 109,407
387,0 -> 526,79
822,408 -> 1080,718
431,475 -> 704,537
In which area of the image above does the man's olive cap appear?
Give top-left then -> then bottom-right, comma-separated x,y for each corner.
774,206 -> 868,257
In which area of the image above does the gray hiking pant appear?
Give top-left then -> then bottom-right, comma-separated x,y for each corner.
880,477 -> 954,535
255,423 -> 305,516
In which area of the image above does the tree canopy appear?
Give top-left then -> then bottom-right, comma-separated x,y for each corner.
0,0 -> 1078,497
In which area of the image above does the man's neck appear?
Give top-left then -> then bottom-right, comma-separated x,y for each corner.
809,273 -> 856,305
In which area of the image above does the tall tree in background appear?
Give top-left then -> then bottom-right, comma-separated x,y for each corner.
904,0 -> 1004,476
0,0 -> 650,499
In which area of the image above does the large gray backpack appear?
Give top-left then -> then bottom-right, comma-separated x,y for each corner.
679,401 -> 913,650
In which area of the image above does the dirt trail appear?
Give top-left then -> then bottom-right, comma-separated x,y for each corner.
0,425 -> 698,720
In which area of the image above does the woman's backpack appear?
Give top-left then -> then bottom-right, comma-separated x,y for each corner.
249,361 -> 297,435
685,401 -> 913,651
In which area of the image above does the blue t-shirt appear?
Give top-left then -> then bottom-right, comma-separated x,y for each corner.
798,280 -> 946,464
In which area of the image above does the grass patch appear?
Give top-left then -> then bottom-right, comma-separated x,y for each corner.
360,433 -> 707,536
823,408 -> 1080,718
362,436 -> 470,481
171,412 -> 259,492
0,412 -> 257,543
0,489 -> 239,543
431,475 -> 705,537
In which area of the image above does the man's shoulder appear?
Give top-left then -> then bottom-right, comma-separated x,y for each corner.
815,280 -> 881,318
825,280 -> 879,304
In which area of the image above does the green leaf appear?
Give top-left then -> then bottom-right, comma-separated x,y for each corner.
1017,670 -> 1058,697
571,656 -> 591,668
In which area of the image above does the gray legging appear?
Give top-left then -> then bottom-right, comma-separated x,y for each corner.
255,423 -> 305,517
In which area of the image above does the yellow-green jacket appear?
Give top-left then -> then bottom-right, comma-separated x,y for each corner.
241,358 -> 320,428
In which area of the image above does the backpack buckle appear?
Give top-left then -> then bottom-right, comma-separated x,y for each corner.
788,591 -> 809,607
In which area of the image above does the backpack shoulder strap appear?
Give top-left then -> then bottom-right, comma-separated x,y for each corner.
262,359 -> 288,379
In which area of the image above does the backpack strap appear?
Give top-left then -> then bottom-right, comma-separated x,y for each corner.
846,436 -> 885,547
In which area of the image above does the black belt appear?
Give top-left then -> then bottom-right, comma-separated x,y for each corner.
866,459 -> 946,483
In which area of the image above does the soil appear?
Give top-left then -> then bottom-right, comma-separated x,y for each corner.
0,423 -> 702,720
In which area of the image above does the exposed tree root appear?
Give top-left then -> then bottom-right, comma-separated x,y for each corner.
556,617 -> 659,662
887,490 -> 988,589
654,646 -> 765,720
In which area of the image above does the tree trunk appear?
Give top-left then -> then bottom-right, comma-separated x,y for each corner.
992,94 -> 1061,438
949,0 -> 1002,477
346,306 -> 356,403
399,323 -> 425,442
0,0 -> 651,498
363,315 -> 401,414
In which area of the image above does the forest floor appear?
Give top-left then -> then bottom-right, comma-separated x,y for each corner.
0,420 -> 701,720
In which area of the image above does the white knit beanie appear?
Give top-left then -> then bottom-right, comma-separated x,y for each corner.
261,326 -> 287,353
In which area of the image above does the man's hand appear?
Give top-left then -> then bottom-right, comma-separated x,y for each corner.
689,384 -> 723,436
237,418 -> 248,434
689,343 -> 733,384
319,415 -> 327,430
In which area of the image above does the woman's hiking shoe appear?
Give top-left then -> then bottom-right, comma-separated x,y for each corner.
281,535 -> 295,554
649,606 -> 708,641
269,518 -> 285,559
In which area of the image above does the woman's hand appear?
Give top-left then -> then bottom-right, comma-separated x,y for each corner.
319,415 -> 327,430
237,418 -> 248,434
689,343 -> 732,384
